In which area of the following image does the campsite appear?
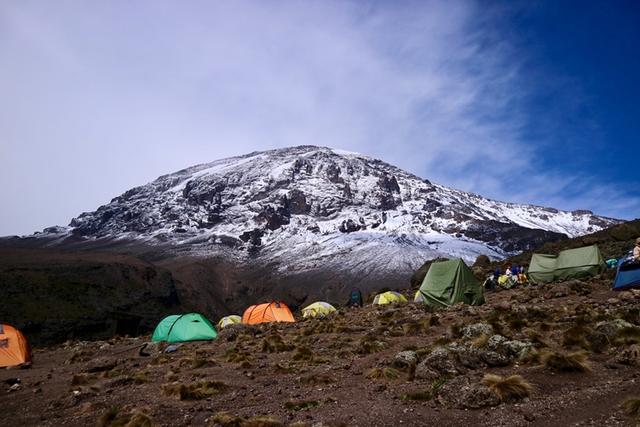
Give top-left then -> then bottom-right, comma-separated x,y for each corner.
2,222 -> 640,426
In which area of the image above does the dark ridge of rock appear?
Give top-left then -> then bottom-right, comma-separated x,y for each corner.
339,219 -> 361,233
0,248 -> 179,346
462,219 -> 568,253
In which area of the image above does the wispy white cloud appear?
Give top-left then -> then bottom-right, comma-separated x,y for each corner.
0,1 -> 635,235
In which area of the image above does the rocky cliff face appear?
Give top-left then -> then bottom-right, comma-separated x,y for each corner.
0,249 -> 179,345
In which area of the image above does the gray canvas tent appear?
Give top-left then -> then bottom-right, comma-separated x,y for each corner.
528,245 -> 605,284
417,258 -> 484,307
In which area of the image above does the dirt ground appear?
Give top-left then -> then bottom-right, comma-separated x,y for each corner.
2,276 -> 640,427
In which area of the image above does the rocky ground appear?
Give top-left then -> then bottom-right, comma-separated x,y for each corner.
2,274 -> 640,427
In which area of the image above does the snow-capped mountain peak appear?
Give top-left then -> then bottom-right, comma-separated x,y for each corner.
45,145 -> 616,276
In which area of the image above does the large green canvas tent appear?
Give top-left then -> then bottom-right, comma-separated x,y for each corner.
417,258 -> 484,307
528,245 -> 605,284
152,313 -> 218,343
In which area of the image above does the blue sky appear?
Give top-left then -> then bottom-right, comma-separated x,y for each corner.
0,1 -> 638,236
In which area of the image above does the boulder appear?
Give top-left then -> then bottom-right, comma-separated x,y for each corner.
595,319 -> 634,339
462,323 -> 494,340
437,376 -> 500,409
615,344 -> 640,366
487,335 -> 508,352
502,340 -> 533,360
392,351 -> 419,371
415,347 -> 458,378
448,343 -> 483,370
479,350 -> 510,367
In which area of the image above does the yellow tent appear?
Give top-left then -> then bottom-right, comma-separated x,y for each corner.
302,302 -> 337,318
414,290 -> 427,303
373,291 -> 407,305
217,315 -> 241,329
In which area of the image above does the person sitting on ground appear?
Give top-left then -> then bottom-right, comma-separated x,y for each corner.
483,274 -> 497,290
505,265 -> 513,276
517,267 -> 528,285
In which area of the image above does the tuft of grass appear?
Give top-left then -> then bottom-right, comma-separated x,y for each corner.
273,362 -> 296,374
449,323 -> 463,339
299,373 -> 334,385
97,407 -> 154,427
179,357 -> 216,369
210,411 -> 244,427
366,367 -> 401,380
210,412 -> 284,427
261,334 -> 294,353
615,327 -> 640,346
292,346 -> 314,361
162,380 -> 228,400
471,333 -> 490,348
283,400 -> 321,411
482,374 -> 533,401
132,371 -> 151,384
519,348 -> 541,365
540,349 -> 592,372
164,370 -> 178,382
225,346 -> 253,364
125,413 -> 155,427
71,373 -> 96,386
562,325 -> 592,349
97,407 -> 120,427
356,337 -> 386,355
242,416 -> 284,427
621,396 -> 640,417
431,377 -> 448,395
402,318 -> 432,335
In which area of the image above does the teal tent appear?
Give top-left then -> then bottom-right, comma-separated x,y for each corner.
417,258 -> 484,307
152,313 -> 218,343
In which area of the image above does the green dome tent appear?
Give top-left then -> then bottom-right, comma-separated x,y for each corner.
152,313 -> 218,343
417,258 -> 484,307
528,245 -> 605,284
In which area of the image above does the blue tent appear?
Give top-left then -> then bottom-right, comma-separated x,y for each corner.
613,261 -> 640,290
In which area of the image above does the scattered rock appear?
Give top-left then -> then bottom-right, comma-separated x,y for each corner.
437,376 -> 500,409
502,340 -> 533,360
479,350 -> 510,367
462,323 -> 494,340
448,343 -> 483,370
392,351 -> 418,371
139,342 -> 162,357
595,319 -> 634,339
416,348 -> 459,377
487,335 -> 508,352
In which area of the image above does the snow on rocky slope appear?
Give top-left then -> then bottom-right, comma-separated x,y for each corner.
36,146 -> 618,277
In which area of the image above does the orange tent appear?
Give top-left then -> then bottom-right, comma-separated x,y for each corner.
0,324 -> 32,368
242,302 -> 295,325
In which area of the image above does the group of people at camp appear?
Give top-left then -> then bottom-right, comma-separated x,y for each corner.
483,265 -> 528,291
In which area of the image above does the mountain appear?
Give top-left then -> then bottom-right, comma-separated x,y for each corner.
32,145 -> 616,261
